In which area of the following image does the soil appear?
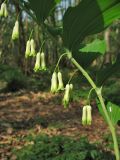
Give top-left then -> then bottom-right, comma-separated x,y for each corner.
0,91 -> 119,159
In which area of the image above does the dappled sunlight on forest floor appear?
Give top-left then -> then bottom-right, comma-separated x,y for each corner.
0,91 -> 119,159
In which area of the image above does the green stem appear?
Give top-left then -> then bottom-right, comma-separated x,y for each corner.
39,40 -> 45,53
68,69 -> 78,84
70,57 -> 120,160
54,53 -> 68,72
29,29 -> 33,40
87,88 -> 94,105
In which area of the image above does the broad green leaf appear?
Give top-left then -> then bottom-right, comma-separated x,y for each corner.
79,39 -> 106,54
96,99 -> 120,126
45,24 -> 63,37
28,0 -> 61,23
96,55 -> 120,86
71,39 -> 106,67
106,102 -> 120,126
63,0 -> 120,51
71,51 -> 101,67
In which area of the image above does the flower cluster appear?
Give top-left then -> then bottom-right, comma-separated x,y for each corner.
51,71 -> 64,93
12,20 -> 19,40
0,2 -> 8,17
34,52 -> 46,72
25,39 -> 36,58
82,105 -> 92,125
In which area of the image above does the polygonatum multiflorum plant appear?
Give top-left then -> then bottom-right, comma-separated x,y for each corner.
1,0 -> 120,159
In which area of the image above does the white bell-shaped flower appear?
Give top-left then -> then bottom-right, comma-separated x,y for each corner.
25,40 -> 31,58
34,52 -> 41,72
62,84 -> 70,108
41,52 -> 46,70
4,3 -> 8,17
12,21 -> 19,40
57,71 -> 64,91
82,106 -> 87,125
86,105 -> 92,125
51,72 -> 58,93
30,39 -> 36,56
0,3 -> 5,17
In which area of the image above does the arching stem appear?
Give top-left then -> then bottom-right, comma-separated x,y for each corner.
70,56 -> 120,160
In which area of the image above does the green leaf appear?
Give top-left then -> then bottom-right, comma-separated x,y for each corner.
96,99 -> 120,126
74,39 -> 106,67
45,24 -> 63,37
72,51 -> 101,67
79,39 -> 106,54
96,55 -> 120,86
28,0 -> 61,23
63,0 -> 120,51
106,102 -> 120,126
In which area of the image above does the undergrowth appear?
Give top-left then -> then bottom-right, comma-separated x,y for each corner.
13,134 -> 115,160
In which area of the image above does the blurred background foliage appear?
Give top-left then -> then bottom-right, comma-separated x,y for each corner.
0,0 -> 120,105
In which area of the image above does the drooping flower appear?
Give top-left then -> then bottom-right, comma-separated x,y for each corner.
86,105 -> 92,125
30,39 -> 36,56
57,71 -> 64,91
0,3 -> 5,17
12,20 -> 19,40
51,72 -> 58,93
82,105 -> 87,125
34,52 -> 41,72
25,40 -> 31,58
82,105 -> 92,125
0,3 -> 8,17
4,3 -> 8,17
41,52 -> 46,70
69,83 -> 73,90
62,84 -> 70,108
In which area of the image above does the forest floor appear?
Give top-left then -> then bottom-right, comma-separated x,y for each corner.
0,91 -> 120,160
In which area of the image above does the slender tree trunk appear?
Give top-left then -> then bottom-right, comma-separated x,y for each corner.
104,28 -> 112,64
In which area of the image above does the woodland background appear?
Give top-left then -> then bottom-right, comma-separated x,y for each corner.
0,0 -> 120,159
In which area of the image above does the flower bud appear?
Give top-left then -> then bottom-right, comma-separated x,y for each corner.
82,106 -> 87,125
0,3 -> 5,17
86,105 -> 92,125
25,40 -> 31,58
30,39 -> 36,56
34,52 -> 41,72
57,72 -> 64,91
41,52 -> 46,70
62,84 -> 70,108
12,21 -> 19,40
51,72 -> 58,93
